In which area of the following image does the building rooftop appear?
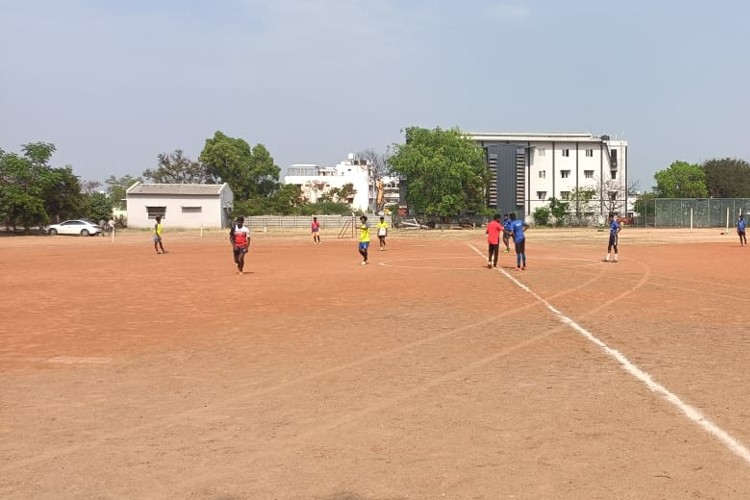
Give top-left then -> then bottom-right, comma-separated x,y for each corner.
126,182 -> 229,196
467,132 -> 626,143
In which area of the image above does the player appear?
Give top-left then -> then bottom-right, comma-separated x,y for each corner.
485,214 -> 503,268
509,213 -> 529,270
604,213 -> 621,262
153,216 -> 166,254
377,216 -> 388,251
230,216 -> 251,274
358,215 -> 370,265
502,213 -> 511,253
311,216 -> 321,244
738,215 -> 747,247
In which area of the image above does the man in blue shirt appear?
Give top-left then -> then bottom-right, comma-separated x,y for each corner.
509,213 -> 529,270
737,215 -> 747,247
604,213 -> 621,262
502,213 -> 512,253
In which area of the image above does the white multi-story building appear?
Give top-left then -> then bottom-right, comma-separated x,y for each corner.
468,132 -> 629,223
283,154 -> 399,213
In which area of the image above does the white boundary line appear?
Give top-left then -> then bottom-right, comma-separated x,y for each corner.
467,243 -> 750,467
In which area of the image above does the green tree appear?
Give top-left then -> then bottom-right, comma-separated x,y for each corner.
143,149 -> 213,184
320,183 -> 356,204
532,206 -> 551,226
703,158 -> 750,198
548,197 -> 569,227
0,143 -> 81,230
199,131 -> 281,200
654,161 -> 708,198
569,186 -> 596,226
105,174 -> 141,210
81,192 -> 114,223
389,127 -> 489,218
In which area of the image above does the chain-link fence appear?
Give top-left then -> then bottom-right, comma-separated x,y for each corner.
634,199 -> 750,228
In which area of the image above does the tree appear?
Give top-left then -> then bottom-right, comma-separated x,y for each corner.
82,191 -> 114,223
0,143 -> 82,230
653,161 -> 707,198
320,183 -> 356,203
532,206 -> 551,226
703,158 -> 750,198
548,197 -> 569,226
389,127 -> 489,218
143,149 -> 213,184
357,148 -> 392,180
569,186 -> 596,226
105,174 -> 141,210
199,131 -> 281,200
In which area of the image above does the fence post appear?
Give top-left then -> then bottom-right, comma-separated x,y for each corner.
690,208 -> 693,231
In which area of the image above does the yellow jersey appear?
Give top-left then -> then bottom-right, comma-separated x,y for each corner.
154,222 -> 163,236
359,223 -> 370,242
377,221 -> 388,236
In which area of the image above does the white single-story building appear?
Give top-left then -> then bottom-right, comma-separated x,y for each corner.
126,182 -> 233,228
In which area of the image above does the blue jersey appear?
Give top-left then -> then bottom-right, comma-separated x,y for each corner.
739,219 -> 746,232
511,220 -> 525,243
610,220 -> 620,235
503,220 -> 512,233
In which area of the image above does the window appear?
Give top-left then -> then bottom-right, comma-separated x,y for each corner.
584,170 -> 594,179
560,191 -> 570,200
585,149 -> 594,157
146,206 -> 166,219
536,191 -> 547,200
609,191 -> 618,201
611,169 -> 618,179
538,170 -> 546,179
561,170 -> 571,178
538,148 -> 546,157
182,206 -> 202,213
562,149 -> 570,157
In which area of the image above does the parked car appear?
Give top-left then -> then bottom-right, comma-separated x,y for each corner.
46,220 -> 103,236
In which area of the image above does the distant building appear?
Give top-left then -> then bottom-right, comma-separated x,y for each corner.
467,132 -> 629,222
126,182 -> 233,228
283,154 -> 399,213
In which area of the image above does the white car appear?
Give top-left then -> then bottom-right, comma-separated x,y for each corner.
47,220 -> 102,236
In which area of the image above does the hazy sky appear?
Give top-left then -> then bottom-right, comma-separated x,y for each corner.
2,0 -> 749,190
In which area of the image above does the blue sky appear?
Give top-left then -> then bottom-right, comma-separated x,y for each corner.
2,0 -> 749,190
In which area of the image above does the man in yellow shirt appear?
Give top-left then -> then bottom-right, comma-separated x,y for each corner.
358,215 -> 370,266
153,216 -> 166,254
377,216 -> 388,251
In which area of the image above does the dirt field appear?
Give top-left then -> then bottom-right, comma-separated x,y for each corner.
2,226 -> 750,499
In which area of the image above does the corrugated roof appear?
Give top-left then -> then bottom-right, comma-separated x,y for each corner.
127,183 -> 228,196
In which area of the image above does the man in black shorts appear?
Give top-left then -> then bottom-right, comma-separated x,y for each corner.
230,216 -> 251,274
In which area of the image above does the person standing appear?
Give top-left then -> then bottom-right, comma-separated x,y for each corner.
153,216 -> 166,254
738,215 -> 747,247
509,213 -> 529,270
377,216 -> 388,251
311,216 -> 321,244
358,215 -> 370,265
604,213 -> 621,262
230,216 -> 251,274
485,214 -> 503,268
502,213 -> 512,253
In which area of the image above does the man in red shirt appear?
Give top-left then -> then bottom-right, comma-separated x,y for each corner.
230,216 -> 251,274
485,214 -> 503,268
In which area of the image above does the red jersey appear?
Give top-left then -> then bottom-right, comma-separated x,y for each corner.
311,221 -> 320,232
486,220 -> 503,245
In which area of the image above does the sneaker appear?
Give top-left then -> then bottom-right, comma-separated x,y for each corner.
361,261 -> 368,266
487,263 -> 492,269
515,267 -> 521,271
503,249 -> 510,253
522,266 -> 526,270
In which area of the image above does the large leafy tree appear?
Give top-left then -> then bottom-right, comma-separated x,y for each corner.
0,143 -> 84,230
653,161 -> 708,198
199,131 -> 281,200
143,149 -> 213,184
703,158 -> 750,198
389,127 -> 489,218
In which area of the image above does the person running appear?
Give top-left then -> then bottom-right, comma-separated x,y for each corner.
358,215 -> 370,265
230,216 -> 251,274
502,213 -> 512,253
604,213 -> 621,262
311,216 -> 321,244
509,213 -> 529,270
485,214 -> 503,268
153,216 -> 166,254
738,215 -> 747,247
377,216 -> 388,251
